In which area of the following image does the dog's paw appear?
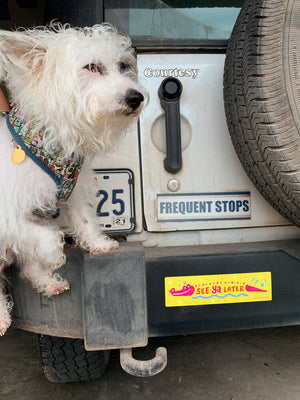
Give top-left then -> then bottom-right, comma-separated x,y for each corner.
51,253 -> 66,271
0,315 -> 11,336
44,280 -> 70,297
88,239 -> 119,254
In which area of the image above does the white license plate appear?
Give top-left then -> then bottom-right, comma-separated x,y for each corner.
93,169 -> 135,233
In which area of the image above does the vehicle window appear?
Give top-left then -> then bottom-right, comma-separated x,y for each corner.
105,0 -> 245,41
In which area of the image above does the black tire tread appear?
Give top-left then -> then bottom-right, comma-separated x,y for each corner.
224,0 -> 300,226
38,334 -> 110,383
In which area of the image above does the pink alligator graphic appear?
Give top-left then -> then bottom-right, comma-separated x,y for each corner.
169,284 -> 195,297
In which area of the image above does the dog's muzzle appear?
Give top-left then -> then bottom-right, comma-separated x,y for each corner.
125,89 -> 144,112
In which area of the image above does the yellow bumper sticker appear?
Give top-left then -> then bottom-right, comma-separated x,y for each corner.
165,272 -> 272,307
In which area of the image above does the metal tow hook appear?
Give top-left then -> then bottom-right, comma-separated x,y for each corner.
120,347 -> 167,377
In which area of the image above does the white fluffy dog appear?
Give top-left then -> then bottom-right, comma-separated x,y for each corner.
0,23 -> 145,335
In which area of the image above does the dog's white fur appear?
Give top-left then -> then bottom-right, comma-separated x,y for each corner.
0,23 -> 146,335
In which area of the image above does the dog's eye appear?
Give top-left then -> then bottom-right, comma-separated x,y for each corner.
84,63 -> 102,74
119,62 -> 131,73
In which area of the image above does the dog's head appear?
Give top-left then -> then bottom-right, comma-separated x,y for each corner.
0,23 -> 147,155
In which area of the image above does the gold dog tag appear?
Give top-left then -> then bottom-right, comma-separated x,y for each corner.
11,145 -> 26,164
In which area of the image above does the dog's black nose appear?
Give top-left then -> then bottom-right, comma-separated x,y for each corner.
125,89 -> 144,111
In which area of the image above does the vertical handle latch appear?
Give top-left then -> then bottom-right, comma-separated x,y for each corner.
158,77 -> 183,174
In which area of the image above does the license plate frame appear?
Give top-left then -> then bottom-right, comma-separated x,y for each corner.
93,169 -> 135,233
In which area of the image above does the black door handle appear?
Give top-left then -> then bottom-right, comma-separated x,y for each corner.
158,77 -> 183,174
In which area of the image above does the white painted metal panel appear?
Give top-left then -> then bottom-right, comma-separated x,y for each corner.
138,54 -> 289,232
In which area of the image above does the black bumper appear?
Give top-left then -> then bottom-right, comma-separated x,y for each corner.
8,239 -> 300,350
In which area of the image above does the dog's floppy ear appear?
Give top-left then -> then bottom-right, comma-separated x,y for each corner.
0,32 -> 46,73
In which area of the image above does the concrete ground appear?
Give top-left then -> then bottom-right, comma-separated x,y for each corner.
1,325 -> 300,400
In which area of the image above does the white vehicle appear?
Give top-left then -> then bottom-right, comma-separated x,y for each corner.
4,0 -> 300,382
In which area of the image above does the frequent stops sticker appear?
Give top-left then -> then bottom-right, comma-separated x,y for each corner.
157,192 -> 251,222
165,272 -> 272,307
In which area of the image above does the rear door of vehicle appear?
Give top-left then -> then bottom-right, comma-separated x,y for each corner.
105,0 -> 289,233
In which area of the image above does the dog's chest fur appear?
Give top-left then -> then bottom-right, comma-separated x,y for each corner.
0,115 -> 59,215
6,108 -> 83,215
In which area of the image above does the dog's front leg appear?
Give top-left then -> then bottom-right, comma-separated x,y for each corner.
20,260 -> 69,297
0,276 -> 13,336
17,221 -> 68,295
18,220 -> 66,271
66,188 -> 119,254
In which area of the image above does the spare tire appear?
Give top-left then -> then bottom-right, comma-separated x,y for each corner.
224,0 -> 300,226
